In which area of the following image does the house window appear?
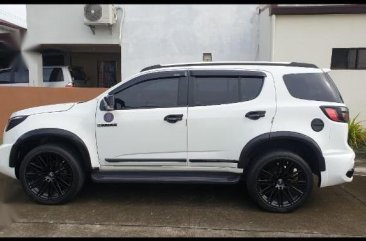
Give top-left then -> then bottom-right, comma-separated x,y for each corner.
331,48 -> 366,69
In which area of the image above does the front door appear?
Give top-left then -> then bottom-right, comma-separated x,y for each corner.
96,71 -> 188,167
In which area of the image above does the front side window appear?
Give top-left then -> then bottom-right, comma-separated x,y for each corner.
43,68 -> 64,82
191,76 -> 264,106
114,77 -> 180,109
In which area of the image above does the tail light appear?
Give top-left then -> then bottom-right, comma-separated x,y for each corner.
65,82 -> 74,87
320,106 -> 349,123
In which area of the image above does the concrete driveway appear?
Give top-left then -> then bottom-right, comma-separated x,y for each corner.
0,161 -> 366,237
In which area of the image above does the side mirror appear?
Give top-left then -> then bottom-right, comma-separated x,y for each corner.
102,95 -> 115,111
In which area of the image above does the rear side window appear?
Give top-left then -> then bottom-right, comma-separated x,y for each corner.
191,76 -> 264,106
192,77 -> 238,106
283,72 -> 343,103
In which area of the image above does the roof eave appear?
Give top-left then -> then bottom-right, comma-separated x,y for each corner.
269,4 -> 366,15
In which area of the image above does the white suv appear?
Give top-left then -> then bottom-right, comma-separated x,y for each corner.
0,62 -> 355,212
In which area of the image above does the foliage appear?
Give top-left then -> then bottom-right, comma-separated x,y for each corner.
348,114 -> 366,151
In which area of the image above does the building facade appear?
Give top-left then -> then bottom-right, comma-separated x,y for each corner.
22,4 -> 259,87
258,4 -> 366,121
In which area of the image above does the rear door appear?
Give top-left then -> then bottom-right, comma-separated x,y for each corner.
187,69 -> 276,168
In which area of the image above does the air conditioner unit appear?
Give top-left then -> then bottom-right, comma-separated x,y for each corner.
84,4 -> 117,26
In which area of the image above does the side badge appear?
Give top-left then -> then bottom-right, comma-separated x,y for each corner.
104,112 -> 114,123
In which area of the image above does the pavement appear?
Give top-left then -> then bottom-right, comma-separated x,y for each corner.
0,160 -> 365,237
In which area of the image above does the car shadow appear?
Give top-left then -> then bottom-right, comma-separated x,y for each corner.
1,174 -> 320,213
77,179 -> 258,209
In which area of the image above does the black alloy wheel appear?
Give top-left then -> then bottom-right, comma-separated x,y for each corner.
19,144 -> 85,204
246,151 -> 313,213
24,152 -> 73,200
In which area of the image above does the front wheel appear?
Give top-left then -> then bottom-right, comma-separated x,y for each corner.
246,151 -> 313,213
19,144 -> 85,205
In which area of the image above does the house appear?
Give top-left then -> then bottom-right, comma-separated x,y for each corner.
22,4 -> 259,88
257,4 -> 366,121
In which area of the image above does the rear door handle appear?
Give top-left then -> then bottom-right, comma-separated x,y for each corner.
245,111 -> 266,120
164,114 -> 183,123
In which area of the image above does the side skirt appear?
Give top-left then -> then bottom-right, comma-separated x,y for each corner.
91,170 -> 242,184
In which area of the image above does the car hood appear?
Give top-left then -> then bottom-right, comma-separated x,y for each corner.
11,102 -> 77,117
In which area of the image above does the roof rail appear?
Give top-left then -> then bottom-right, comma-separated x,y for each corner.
140,62 -> 318,72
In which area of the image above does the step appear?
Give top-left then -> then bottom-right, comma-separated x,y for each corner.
91,170 -> 242,184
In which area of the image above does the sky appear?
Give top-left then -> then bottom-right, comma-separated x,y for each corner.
0,4 -> 26,27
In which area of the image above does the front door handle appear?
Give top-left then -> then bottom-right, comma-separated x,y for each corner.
245,111 -> 266,120
164,114 -> 183,123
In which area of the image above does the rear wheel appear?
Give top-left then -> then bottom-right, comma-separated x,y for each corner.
19,144 -> 85,204
246,151 -> 313,213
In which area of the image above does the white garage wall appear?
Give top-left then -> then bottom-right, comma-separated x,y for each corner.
272,14 -> 366,122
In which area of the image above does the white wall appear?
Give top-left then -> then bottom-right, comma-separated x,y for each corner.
271,14 -> 366,122
120,5 -> 259,79
257,7 -> 273,61
24,4 -> 121,47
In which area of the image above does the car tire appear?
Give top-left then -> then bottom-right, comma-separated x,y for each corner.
19,144 -> 85,205
246,150 -> 313,213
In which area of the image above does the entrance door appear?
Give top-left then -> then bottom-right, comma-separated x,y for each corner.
96,71 -> 188,167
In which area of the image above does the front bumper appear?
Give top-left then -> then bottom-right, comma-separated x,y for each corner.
0,144 -> 16,179
320,150 -> 355,187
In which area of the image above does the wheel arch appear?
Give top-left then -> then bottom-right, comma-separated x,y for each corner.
10,128 -> 92,178
239,131 -> 325,184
